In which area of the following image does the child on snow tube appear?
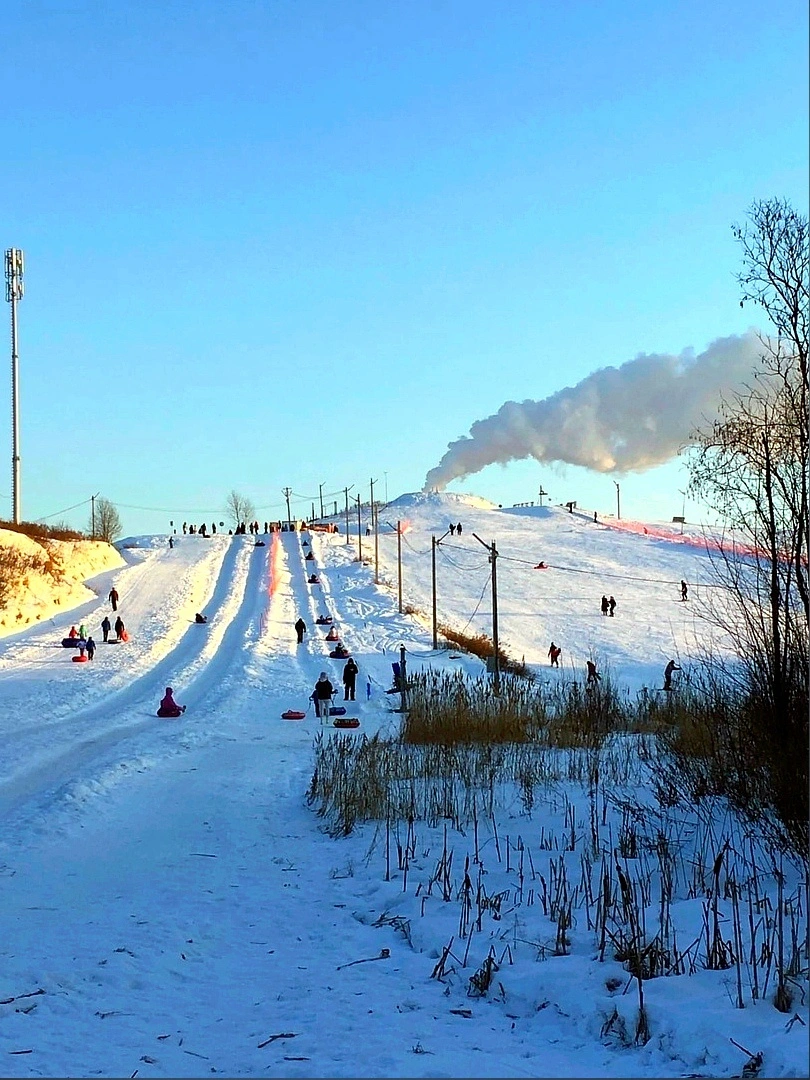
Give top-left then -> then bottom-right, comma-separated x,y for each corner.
157,686 -> 186,718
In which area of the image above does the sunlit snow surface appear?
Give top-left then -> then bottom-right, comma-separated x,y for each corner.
0,496 -> 805,1078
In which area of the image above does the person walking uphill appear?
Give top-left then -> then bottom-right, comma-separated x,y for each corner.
548,642 -> 561,668
101,615 -> 111,643
108,587 -> 119,611
295,617 -> 307,644
312,672 -> 334,722
114,615 -> 126,642
86,636 -> 96,661
342,656 -> 359,701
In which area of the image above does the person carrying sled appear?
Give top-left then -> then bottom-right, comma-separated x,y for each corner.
114,615 -> 125,641
342,656 -> 359,701
548,642 -> 561,668
108,587 -> 119,611
586,660 -> 601,685
86,636 -> 96,661
295,617 -> 307,644
312,672 -> 334,722
157,687 -> 186,718
663,659 -> 681,691
101,615 -> 111,643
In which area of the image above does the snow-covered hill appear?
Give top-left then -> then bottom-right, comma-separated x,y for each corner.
0,495 -> 804,1079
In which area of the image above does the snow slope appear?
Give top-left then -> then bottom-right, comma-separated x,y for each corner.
0,499 -> 805,1079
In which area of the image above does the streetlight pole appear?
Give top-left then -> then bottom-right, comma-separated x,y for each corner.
282,487 -> 292,530
91,491 -> 100,540
5,249 -> 24,524
473,533 -> 500,695
319,483 -> 324,521
538,485 -> 548,507
431,528 -> 451,649
397,520 -> 402,613
678,489 -> 686,534
344,485 -> 353,544
356,494 -> 362,560
613,481 -> 621,520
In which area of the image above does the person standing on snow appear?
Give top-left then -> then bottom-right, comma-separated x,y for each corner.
108,587 -> 119,611
86,636 -> 96,661
664,659 -> 681,691
114,615 -> 125,641
77,635 -> 87,658
601,595 -> 609,616
681,580 -> 688,601
295,617 -> 307,644
101,615 -> 111,643
608,596 -> 616,617
312,672 -> 334,721
68,625 -> 78,639
342,656 -> 359,701
586,660 -> 601,684
548,642 -> 561,668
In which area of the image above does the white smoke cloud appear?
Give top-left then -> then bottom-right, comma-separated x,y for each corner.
424,332 -> 762,489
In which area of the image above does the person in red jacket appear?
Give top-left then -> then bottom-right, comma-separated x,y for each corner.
157,687 -> 186,718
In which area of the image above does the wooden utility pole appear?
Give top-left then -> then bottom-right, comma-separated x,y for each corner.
319,483 -> 325,520
431,527 -> 451,649
397,519 -> 402,613
370,478 -> 379,583
344,486 -> 352,544
283,487 -> 293,530
356,494 -> 362,560
473,533 -> 500,695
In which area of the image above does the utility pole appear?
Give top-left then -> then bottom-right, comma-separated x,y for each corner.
473,533 -> 500,694
344,486 -> 352,544
319,482 -> 324,520
538,485 -> 548,507
397,520 -> 402,613
356,494 -> 362,560
613,480 -> 621,520
90,491 -> 100,540
431,527 -> 451,649
370,478 -> 379,583
282,487 -> 292,531
5,248 -> 24,524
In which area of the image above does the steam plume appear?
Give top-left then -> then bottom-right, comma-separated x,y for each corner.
424,332 -> 761,489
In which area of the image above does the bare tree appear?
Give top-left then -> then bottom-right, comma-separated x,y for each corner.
684,198 -> 808,851
225,490 -> 256,529
90,497 -> 123,544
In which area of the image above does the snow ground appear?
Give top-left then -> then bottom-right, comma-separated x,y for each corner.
0,495 -> 806,1078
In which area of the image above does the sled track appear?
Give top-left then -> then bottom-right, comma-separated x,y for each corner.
0,539 -> 271,828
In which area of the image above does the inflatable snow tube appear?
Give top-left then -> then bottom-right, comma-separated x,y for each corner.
72,654 -> 88,663
329,706 -> 347,716
157,707 -> 184,718
315,616 -> 332,625
281,710 -> 307,721
329,649 -> 349,659
62,638 -> 80,648
333,717 -> 360,729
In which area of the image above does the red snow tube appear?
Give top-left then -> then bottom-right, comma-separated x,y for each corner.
333,717 -> 360,729
281,710 -> 307,720
72,654 -> 88,663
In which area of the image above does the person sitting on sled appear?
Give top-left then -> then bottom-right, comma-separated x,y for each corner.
157,687 -> 186,718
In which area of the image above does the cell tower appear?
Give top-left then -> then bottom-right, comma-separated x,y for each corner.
4,248 -> 24,524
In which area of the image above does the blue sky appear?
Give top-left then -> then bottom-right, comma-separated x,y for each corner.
2,0 -> 807,535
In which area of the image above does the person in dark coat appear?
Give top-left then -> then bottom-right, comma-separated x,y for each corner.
608,595 -> 616,617
157,687 -> 185,717
586,660 -> 601,684
108,587 -> 119,611
114,615 -> 125,641
456,522 -> 462,534
86,636 -> 96,661
681,580 -> 688,601
663,659 -> 681,691
548,642 -> 561,668
342,657 -> 359,700
312,672 -> 334,721
601,595 -> 609,616
295,617 -> 307,644
101,615 -> 111,642
195,613 -> 208,624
